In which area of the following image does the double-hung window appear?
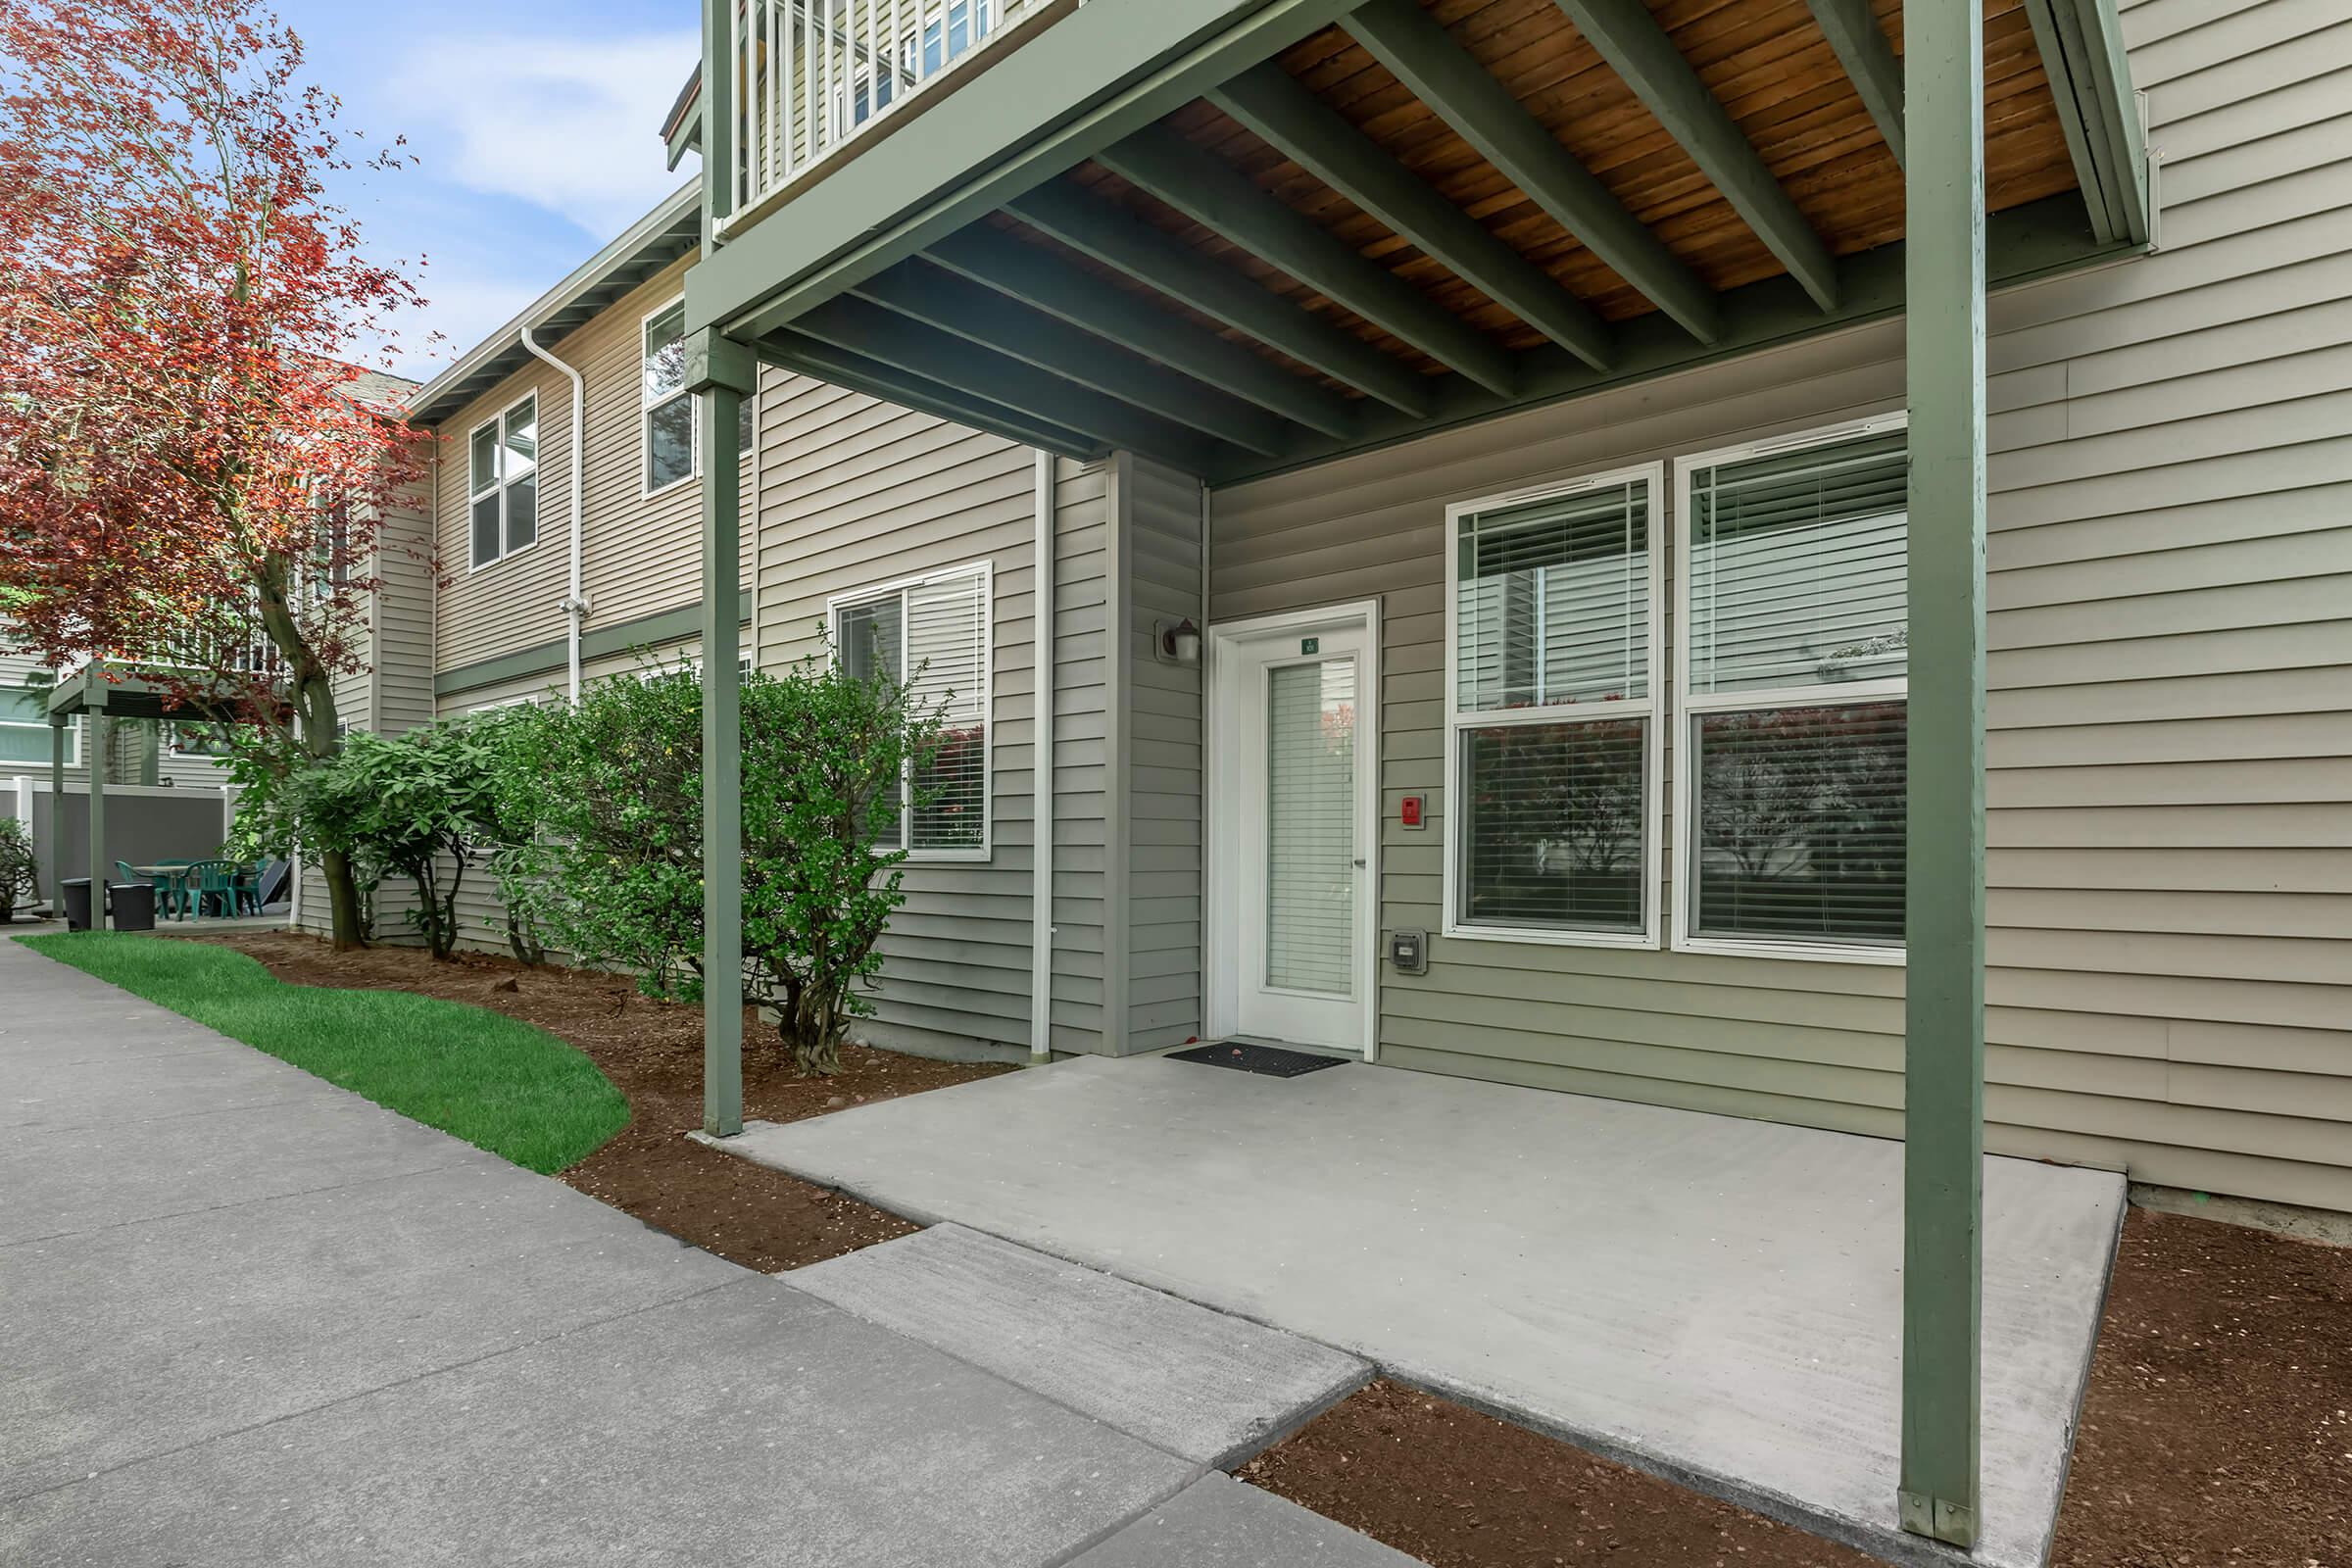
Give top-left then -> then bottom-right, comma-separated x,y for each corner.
468,395 -> 538,568
644,299 -> 758,496
831,562 -> 991,859
1675,418 -> 1908,959
1,674 -> 74,766
1444,465 -> 1662,946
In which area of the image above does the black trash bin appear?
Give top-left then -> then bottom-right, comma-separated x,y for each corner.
110,882 -> 156,932
62,877 -> 94,931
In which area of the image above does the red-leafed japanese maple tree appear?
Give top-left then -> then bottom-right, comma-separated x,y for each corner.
0,0 -> 427,946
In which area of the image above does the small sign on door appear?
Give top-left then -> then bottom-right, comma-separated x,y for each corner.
1301,636 -> 1320,655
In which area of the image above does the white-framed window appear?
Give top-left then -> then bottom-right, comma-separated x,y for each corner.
643,298 -> 759,497
1,673 -> 76,766
1442,464 -> 1664,949
829,561 -> 991,860
468,393 -> 539,568
1672,416 -> 1908,963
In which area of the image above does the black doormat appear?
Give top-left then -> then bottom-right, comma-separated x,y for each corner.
1165,1041 -> 1348,1078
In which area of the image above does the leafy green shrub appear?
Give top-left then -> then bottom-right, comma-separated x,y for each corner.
482,654 -> 942,1075
327,720 -> 504,958
0,815 -> 38,922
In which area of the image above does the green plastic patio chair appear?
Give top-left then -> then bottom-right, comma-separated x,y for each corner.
182,858 -> 238,920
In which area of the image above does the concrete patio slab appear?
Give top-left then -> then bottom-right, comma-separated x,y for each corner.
722,1054 -> 2127,1568
2,1034 -> 328,1131
791,1223 -> 1370,1466
1067,1475 -> 1424,1567
0,1159 -> 741,1499
2,1273 -> 1201,1568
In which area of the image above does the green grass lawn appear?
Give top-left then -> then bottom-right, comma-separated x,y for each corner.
19,932 -> 629,1174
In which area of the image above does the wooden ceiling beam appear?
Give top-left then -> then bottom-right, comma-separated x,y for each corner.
1554,0 -> 1840,310
1210,62 -> 1615,370
852,261 -> 1297,456
1097,125 -> 1520,397
1346,0 -> 1720,345
758,331 -> 1104,461
1806,0 -> 1907,170
1005,178 -> 1438,417
921,224 -> 1358,439
791,295 -> 1225,471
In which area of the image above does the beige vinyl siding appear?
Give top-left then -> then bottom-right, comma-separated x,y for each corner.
1124,457 -> 1205,1051
431,252 -> 754,680
1207,0 -> 2352,1211
1048,456 -> 1116,1054
754,373 -> 1047,1060
371,466 -> 438,737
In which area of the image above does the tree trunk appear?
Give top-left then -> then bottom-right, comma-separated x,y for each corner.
320,847 -> 363,950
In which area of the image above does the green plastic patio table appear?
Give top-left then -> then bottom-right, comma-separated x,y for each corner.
130,863 -> 194,920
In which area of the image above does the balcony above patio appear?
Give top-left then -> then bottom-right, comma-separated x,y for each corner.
674,0 -> 2150,484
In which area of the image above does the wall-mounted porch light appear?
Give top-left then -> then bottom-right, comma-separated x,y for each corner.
1157,616 -> 1202,666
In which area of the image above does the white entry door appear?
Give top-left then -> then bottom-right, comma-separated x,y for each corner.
1211,609 -> 1376,1054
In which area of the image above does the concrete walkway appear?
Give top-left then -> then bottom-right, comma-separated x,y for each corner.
0,938 -> 1384,1567
722,1053 -> 2128,1568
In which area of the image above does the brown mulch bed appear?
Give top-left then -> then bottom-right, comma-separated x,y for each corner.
186,931 -> 1012,1271
1243,1208 -> 2352,1568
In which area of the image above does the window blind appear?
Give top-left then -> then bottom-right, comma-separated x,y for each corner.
906,568 -> 987,851
1686,431 -> 1907,693
1,686 -> 58,765
1690,700 -> 1906,944
1458,719 -> 1646,934
1456,478 -> 1649,711
1265,658 -> 1356,996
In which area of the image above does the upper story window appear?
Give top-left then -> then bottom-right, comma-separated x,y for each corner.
1677,421 -> 1908,959
468,394 -> 538,568
831,562 -> 991,860
1446,466 -> 1662,948
1,674 -> 75,766
644,298 -> 758,496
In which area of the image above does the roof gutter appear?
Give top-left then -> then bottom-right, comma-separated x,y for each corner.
519,324 -> 589,701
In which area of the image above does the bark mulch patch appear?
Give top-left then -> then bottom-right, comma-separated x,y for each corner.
184,931 -> 1012,1271
1243,1209 -> 2352,1568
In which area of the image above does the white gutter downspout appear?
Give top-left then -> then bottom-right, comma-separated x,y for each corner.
1030,451 -> 1055,1062
519,324 -> 589,700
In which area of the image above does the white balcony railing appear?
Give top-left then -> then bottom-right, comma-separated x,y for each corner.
726,0 -> 1061,224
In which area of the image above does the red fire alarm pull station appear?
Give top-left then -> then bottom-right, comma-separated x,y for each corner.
1399,795 -> 1425,829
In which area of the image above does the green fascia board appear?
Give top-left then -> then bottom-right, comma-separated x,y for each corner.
1203,193 -> 2128,486
433,603 -> 729,699
1208,62 -> 1615,370
853,260 -> 1296,455
1345,0 -> 1719,344
1098,125 -> 1521,396
1554,0 -> 1840,311
1804,0 -> 1905,170
791,293 -> 1226,471
2021,0 -> 2150,246
760,329 -> 1106,462
919,224 -> 1360,438
686,0 -> 1368,342
1004,179 -> 1437,417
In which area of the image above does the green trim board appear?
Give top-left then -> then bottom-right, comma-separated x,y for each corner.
432,602 -> 737,699
1554,0 -> 1839,312
760,330 -> 1106,460
1207,61 -> 1614,369
2021,0 -> 2150,246
1097,125 -> 1520,396
1804,0 -> 1905,170
919,224 -> 1361,438
1343,0 -> 1718,344
687,0 -> 1369,344
1200,196 -> 2123,485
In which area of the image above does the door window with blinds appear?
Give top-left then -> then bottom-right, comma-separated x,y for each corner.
1676,419 -> 1907,957
831,562 -> 991,859
1444,465 -> 1662,947
1264,656 -> 1359,995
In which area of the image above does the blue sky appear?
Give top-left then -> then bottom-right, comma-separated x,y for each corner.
280,0 -> 701,381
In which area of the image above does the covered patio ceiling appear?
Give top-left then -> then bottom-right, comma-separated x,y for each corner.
709,0 -> 2148,485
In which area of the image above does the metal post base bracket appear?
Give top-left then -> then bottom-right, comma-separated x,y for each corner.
1898,1489 -> 1980,1550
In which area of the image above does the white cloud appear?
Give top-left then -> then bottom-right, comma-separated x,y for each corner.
395,32 -> 699,239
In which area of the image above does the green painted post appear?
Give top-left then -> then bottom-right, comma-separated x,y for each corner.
49,717 -> 66,915
699,0 -> 734,242
87,701 -> 109,932
691,327 -> 757,1139
1899,0 -> 1987,1550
